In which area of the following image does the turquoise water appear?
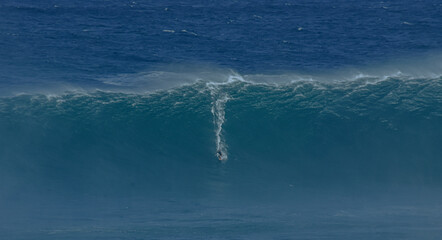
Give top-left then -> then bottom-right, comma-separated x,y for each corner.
1,0 -> 442,239
1,75 -> 442,238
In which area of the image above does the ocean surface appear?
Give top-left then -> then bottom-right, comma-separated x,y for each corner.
1,0 -> 442,239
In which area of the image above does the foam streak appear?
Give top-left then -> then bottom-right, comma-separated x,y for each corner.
208,84 -> 230,161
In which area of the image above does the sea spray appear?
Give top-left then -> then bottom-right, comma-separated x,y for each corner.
208,83 -> 230,161
205,72 -> 246,161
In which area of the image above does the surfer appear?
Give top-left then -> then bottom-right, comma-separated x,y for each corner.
216,150 -> 223,160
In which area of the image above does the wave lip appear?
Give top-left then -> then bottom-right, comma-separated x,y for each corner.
3,51 -> 442,96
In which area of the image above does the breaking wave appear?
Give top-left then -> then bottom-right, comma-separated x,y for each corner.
0,68 -> 441,198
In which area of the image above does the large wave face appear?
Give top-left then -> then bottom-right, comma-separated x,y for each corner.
1,75 -> 441,200
2,0 -> 442,238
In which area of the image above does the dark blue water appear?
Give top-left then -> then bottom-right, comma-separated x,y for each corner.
1,0 -> 442,239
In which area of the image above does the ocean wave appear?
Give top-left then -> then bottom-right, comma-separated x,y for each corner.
0,60 -> 441,195
2,51 -> 442,96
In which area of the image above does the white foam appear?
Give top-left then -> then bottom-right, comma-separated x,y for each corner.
207,83 -> 231,161
3,52 -> 442,98
181,30 -> 198,36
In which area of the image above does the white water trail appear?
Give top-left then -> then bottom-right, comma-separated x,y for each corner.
207,84 -> 230,161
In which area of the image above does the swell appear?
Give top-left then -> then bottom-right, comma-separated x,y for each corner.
0,76 -> 441,197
